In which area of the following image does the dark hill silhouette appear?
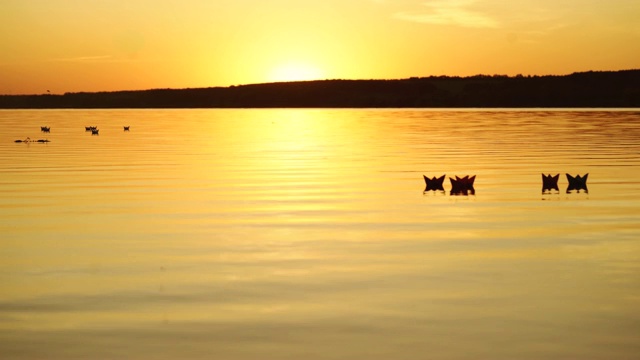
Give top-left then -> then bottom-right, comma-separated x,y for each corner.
1,70 -> 639,108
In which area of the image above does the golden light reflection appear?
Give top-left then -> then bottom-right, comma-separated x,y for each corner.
2,110 -> 640,360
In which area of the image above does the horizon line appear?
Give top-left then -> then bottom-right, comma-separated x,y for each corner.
2,68 -> 638,97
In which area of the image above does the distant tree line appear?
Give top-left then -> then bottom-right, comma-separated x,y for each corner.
1,70 -> 639,108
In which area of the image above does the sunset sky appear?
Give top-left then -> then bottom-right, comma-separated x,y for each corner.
1,0 -> 639,94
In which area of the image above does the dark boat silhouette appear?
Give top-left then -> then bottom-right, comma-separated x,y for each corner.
542,173 -> 560,193
566,173 -> 588,193
123,126 -> 130,131
41,126 -> 50,132
14,137 -> 30,143
423,174 -> 446,192
450,175 -> 476,195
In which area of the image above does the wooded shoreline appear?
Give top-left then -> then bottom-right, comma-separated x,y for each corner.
1,70 -> 639,108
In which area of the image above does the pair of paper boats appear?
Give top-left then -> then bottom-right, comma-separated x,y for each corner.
543,173 -> 588,193
423,175 -> 475,195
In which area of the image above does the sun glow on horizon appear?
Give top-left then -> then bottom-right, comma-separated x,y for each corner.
0,0 -> 639,94
268,62 -> 326,83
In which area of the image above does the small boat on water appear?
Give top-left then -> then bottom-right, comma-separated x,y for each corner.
14,137 -> 31,143
85,126 -> 97,131
542,173 -> 560,192
91,129 -> 99,135
566,173 -> 588,193
449,175 -> 476,195
423,174 -> 446,192
37,139 -> 50,143
123,126 -> 130,131
41,126 -> 50,132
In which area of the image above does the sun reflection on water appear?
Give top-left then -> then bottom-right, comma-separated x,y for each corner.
1,109 -> 640,359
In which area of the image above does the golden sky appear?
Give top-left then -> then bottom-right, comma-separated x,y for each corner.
1,0 -> 639,94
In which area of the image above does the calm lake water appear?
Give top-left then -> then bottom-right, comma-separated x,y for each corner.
1,109 -> 640,360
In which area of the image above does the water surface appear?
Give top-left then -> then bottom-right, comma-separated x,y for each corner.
1,109 -> 639,360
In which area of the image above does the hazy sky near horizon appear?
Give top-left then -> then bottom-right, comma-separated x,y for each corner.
1,0 -> 639,94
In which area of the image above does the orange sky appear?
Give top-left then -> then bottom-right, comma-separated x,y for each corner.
1,0 -> 639,94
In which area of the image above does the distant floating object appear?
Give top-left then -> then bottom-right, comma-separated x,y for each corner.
566,173 -> 588,193
14,137 -> 50,143
41,126 -> 50,132
123,126 -> 130,131
542,173 -> 560,193
450,175 -> 476,195
85,126 -> 97,131
423,174 -> 445,192
91,129 -> 99,135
